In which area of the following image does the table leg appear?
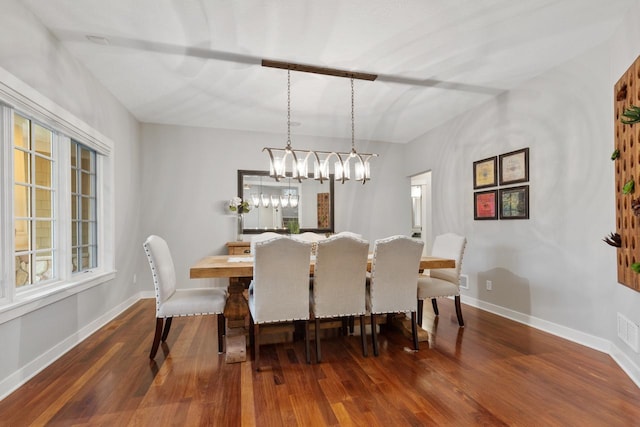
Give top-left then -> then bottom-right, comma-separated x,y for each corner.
223,278 -> 250,363
390,313 -> 429,343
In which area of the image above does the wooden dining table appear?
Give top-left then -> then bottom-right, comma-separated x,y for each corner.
190,254 -> 455,363
190,254 -> 455,278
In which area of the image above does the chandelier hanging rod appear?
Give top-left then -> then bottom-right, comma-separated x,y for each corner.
262,59 -> 378,81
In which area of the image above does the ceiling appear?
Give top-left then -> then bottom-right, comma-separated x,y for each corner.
23,0 -> 637,144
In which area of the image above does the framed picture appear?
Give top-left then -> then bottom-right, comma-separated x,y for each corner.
474,190 -> 498,220
499,148 -> 529,185
499,185 -> 529,219
473,156 -> 498,189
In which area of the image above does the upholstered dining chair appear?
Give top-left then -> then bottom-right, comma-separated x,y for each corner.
367,235 -> 424,356
143,235 -> 228,359
311,234 -> 369,362
249,236 -> 313,371
292,232 -> 326,255
334,231 -> 363,239
250,232 -> 283,254
292,232 -> 327,242
417,233 -> 467,327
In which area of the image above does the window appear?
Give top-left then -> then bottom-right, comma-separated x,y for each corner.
0,68 -> 114,321
71,141 -> 97,273
14,113 -> 55,287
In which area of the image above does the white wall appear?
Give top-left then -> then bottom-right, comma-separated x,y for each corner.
404,3 -> 640,383
139,124 -> 409,288
2,0 -> 640,397
0,0 -> 143,395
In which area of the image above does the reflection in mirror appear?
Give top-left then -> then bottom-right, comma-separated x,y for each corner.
411,185 -> 422,234
238,170 -> 334,234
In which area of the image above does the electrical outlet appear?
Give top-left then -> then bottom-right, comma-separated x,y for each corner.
459,274 -> 469,289
486,280 -> 492,291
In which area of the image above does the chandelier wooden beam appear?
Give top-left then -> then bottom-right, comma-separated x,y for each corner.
262,59 -> 377,81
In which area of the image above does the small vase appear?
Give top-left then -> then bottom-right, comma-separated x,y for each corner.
236,214 -> 244,241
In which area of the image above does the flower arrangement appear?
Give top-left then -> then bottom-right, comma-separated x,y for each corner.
229,196 -> 251,214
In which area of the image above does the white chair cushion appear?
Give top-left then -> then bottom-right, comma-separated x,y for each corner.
250,232 -> 285,254
417,276 -> 459,299
430,233 -> 466,283
312,234 -> 368,318
158,287 -> 227,318
335,231 -> 363,239
249,237 -> 312,324
367,235 -> 424,314
143,235 -> 177,310
292,232 -> 327,243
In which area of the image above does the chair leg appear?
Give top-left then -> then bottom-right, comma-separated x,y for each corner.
341,317 -> 348,336
417,299 -> 424,327
249,317 -> 255,359
305,320 -> 311,364
254,323 -> 261,371
431,298 -> 439,316
349,316 -> 355,335
315,317 -> 322,363
411,311 -> 419,351
455,295 -> 465,327
371,314 -> 379,357
149,318 -> 163,359
359,315 -> 368,357
217,314 -> 226,353
161,317 -> 172,342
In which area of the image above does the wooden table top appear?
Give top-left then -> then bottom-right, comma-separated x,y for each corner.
190,254 -> 455,279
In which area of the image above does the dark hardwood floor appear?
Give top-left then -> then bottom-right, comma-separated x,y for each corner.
1,298 -> 639,426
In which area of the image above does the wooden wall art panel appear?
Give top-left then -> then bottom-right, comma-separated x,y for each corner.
614,55 -> 640,291
317,193 -> 330,229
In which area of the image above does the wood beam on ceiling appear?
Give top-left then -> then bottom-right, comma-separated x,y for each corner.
261,59 -> 377,81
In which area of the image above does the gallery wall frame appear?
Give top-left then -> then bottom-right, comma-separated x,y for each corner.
499,185 -> 529,220
499,148 -> 529,185
474,190 -> 498,220
473,156 -> 498,189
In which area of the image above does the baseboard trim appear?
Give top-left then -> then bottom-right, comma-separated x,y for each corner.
462,295 -> 640,388
609,343 -> 640,388
0,292 -> 146,401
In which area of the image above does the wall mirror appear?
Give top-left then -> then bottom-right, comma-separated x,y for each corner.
238,170 -> 335,234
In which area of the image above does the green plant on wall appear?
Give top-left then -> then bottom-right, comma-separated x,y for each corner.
603,232 -> 621,247
632,263 -> 640,274
621,105 -> 640,125
623,178 -> 635,195
611,149 -> 620,160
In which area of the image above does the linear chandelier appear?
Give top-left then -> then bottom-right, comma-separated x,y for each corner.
250,192 -> 299,209
262,60 -> 379,185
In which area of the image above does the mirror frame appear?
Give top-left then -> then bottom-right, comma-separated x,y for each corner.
237,169 -> 335,235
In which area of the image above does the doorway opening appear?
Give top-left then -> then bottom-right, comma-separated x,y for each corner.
410,171 -> 432,255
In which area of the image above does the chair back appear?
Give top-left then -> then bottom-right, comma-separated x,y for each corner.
369,235 -> 424,314
292,232 -> 326,243
430,233 -> 467,284
334,231 -> 363,239
313,234 -> 369,318
250,232 -> 283,254
143,235 -> 177,313
250,237 -> 312,323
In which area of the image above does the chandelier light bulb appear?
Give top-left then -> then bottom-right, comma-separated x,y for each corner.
260,193 -> 270,208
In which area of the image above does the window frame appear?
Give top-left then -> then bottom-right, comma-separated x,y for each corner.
70,140 -> 98,275
0,68 -> 115,324
13,113 -> 58,288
